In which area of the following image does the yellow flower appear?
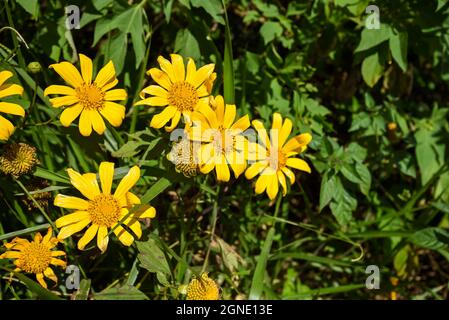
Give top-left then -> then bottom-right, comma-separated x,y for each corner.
44,54 -> 127,137
186,273 -> 220,300
167,136 -> 199,178
54,162 -> 156,253
189,95 -> 251,182
0,142 -> 39,177
0,228 -> 66,288
0,71 -> 25,141
245,113 -> 312,200
135,54 -> 215,132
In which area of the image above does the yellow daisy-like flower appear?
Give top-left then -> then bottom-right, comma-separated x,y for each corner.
0,142 -> 38,177
189,95 -> 251,182
186,273 -> 220,300
245,113 -> 312,200
0,71 -> 25,141
0,228 -> 66,288
44,54 -> 127,137
135,54 -> 215,132
54,162 -> 156,253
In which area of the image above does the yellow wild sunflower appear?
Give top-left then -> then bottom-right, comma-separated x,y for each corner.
54,162 -> 156,253
0,228 -> 66,288
186,273 -> 220,300
245,113 -> 312,200
44,54 -> 127,136
189,95 -> 251,182
0,71 -> 25,141
135,54 -> 215,132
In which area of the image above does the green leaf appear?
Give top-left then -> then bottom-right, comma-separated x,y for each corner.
74,279 -> 91,300
361,51 -> 384,87
223,1 -> 235,104
410,228 -> 449,250
174,29 -> 201,61
136,239 -> 171,276
319,173 -> 336,211
389,29 -> 408,72
94,285 -> 148,300
111,141 -> 143,158
33,167 -> 70,184
107,33 -> 128,74
190,0 -> 225,24
355,163 -> 371,196
140,177 -> 172,204
355,24 -> 391,52
260,21 -> 283,45
415,127 -> 446,185
16,0 -> 39,18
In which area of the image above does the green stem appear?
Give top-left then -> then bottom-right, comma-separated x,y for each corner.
0,223 -> 50,241
201,184 -> 221,273
5,1 -> 26,68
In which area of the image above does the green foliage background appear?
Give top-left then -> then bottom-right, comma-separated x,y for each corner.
1,0 -> 449,299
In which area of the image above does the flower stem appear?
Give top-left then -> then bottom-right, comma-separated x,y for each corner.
201,184 -> 221,274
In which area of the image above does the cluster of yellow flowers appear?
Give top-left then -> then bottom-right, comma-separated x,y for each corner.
0,53 -> 311,293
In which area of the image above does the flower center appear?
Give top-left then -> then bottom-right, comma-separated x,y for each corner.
76,83 -> 105,110
186,274 -> 219,300
0,143 -> 38,177
168,81 -> 198,112
168,138 -> 198,177
87,194 -> 121,227
17,242 -> 52,274
268,148 -> 287,170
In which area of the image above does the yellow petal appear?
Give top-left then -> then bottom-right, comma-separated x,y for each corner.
95,60 -> 116,88
185,58 -> 197,84
230,114 -> 250,132
255,169 -> 274,194
101,78 -> 118,91
67,168 -> 100,200
164,110 -> 181,132
79,110 -> 92,136
157,56 -> 177,83
50,258 -> 66,267
83,172 -> 101,196
286,158 -> 311,173
104,89 -> 127,101
170,54 -> 185,82
44,267 -> 57,283
44,85 -> 76,96
100,101 -> 125,127
0,71 -> 13,86
189,63 -> 214,88
214,95 -> 225,123
51,250 -> 66,257
135,96 -> 168,106
43,228 -> 53,243
0,116 -> 14,141
215,154 -> 230,182
148,68 -> 172,90
50,61 -> 84,87
97,226 -> 109,253
277,170 -> 287,196
49,95 -> 79,108
36,273 -> 47,288
114,166 -> 140,201
60,104 -> 83,126
283,133 -> 312,153
113,224 -> 134,246
245,160 -> 268,180
223,104 -> 236,129
252,120 -> 270,149
139,85 -> 168,99
0,102 -> 25,116
99,162 -> 115,194
266,174 -> 279,200
54,194 -> 89,210
55,211 -> 89,228
197,103 -> 218,128
279,117 -> 293,147
79,54 -> 93,84
228,151 -> 247,179
137,206 -> 156,219
272,113 -> 283,130
1,251 -> 22,259
282,167 -> 296,184
57,218 -> 91,239
150,106 -> 177,129
90,110 -> 106,135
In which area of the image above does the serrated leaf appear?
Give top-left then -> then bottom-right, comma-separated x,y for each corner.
136,239 -> 171,276
410,228 -> 449,250
94,285 -> 148,300
260,21 -> 283,45
190,0 -> 225,24
319,173 -> 337,211
355,163 -> 371,196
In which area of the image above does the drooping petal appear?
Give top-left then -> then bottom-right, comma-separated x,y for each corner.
57,218 -> 91,239
0,116 -> 14,140
215,154 -> 230,182
164,110 -> 181,132
277,171 -> 287,196
0,102 -> 25,116
113,224 -> 134,246
150,106 -> 177,129
36,273 -> 47,288
266,174 -> 279,200
44,267 -> 58,283
79,110 -> 92,136
245,160 -> 269,180
0,71 -> 13,86
282,167 -> 296,184
254,169 -> 273,194
90,110 -> 106,135
96,226 -> 109,253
